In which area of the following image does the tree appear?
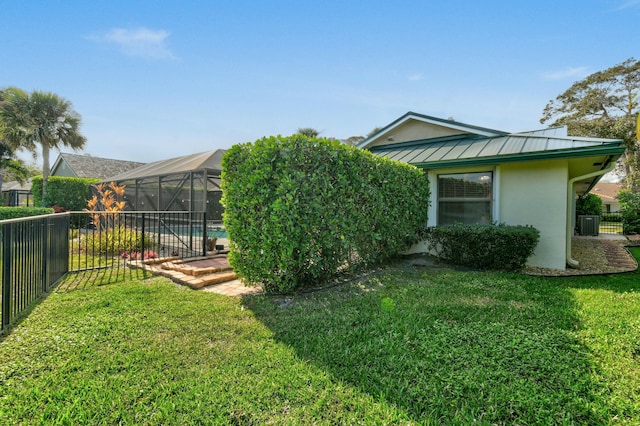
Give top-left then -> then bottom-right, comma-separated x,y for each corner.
0,87 -> 87,200
0,144 -> 29,190
0,89 -> 29,193
345,135 -> 365,146
297,127 -> 320,137
541,58 -> 640,190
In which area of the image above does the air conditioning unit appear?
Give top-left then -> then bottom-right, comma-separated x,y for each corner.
578,215 -> 600,236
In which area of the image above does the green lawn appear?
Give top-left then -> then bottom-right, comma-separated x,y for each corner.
0,249 -> 639,425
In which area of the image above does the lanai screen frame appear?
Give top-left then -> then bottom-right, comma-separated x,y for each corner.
100,167 -> 224,222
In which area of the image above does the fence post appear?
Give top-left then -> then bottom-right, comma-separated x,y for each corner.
41,217 -> 50,292
141,213 -> 146,255
2,223 -> 12,330
202,212 -> 207,257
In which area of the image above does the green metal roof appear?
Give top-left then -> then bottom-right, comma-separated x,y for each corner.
369,133 -> 625,168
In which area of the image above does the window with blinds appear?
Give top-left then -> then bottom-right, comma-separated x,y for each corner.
438,172 -> 492,225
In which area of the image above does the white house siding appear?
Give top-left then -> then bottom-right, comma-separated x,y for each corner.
404,160 -> 569,270
498,160 -> 568,270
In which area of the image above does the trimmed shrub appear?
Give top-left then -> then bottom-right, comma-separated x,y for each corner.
222,135 -> 430,293
32,176 -> 100,210
619,189 -> 640,234
576,193 -> 603,216
425,223 -> 540,272
81,226 -> 155,256
0,207 -> 55,220
601,213 -> 623,223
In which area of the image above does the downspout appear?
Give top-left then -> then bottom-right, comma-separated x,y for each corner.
566,158 -> 616,268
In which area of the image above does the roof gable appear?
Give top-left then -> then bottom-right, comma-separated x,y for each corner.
358,111 -> 507,149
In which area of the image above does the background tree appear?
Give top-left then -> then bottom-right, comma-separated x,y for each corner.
297,127 -> 320,137
0,87 -> 87,200
0,144 -> 29,192
345,135 -> 365,146
0,89 -> 29,193
540,58 -> 640,190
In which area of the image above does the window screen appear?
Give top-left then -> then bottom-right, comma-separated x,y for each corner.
438,172 -> 492,225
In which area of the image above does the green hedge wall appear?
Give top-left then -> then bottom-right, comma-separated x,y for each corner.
32,176 -> 100,210
425,223 -> 540,272
221,135 -> 431,293
619,189 -> 640,234
0,207 -> 55,220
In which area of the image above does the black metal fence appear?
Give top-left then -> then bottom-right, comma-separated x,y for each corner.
599,212 -> 624,234
1,211 -> 221,334
1,213 -> 69,332
68,211 -> 210,272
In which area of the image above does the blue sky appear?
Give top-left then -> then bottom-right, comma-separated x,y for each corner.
2,0 -> 639,165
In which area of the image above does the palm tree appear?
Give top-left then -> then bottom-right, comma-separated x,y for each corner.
0,88 -> 86,201
0,89 -> 29,194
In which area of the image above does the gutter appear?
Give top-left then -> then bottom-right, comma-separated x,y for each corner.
566,157 -> 616,268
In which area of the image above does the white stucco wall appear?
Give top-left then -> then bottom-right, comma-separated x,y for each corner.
498,160 -> 568,270
405,160 -> 570,270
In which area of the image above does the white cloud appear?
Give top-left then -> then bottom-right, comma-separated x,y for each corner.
541,66 -> 590,81
615,0 -> 640,10
408,73 -> 423,81
87,27 -> 178,60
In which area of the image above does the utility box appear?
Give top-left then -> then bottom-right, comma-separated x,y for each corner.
578,215 -> 600,236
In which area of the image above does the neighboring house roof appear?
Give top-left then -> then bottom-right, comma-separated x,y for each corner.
105,150 -> 226,182
591,182 -> 623,203
51,153 -> 146,180
1,179 -> 32,191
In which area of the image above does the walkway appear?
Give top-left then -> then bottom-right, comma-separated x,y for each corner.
128,254 -> 262,296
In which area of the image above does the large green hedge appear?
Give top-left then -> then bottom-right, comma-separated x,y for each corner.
32,176 -> 100,210
222,135 -> 431,293
0,207 -> 55,220
619,189 -> 640,234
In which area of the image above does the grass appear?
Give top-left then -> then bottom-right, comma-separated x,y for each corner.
0,249 -> 638,425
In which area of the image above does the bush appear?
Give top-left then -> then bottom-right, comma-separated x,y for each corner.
0,207 -> 55,220
425,223 -> 540,272
222,135 -> 430,293
81,226 -> 155,256
601,213 -> 623,223
618,189 -> 640,234
32,176 -> 100,210
576,193 -> 603,216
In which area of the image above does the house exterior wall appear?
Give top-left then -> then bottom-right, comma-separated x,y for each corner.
51,160 -> 77,177
498,160 -> 568,270
368,121 -> 467,147
406,160 -> 569,270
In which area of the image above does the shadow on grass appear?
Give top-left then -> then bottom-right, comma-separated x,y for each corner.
55,266 -> 153,293
245,266 -> 622,424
